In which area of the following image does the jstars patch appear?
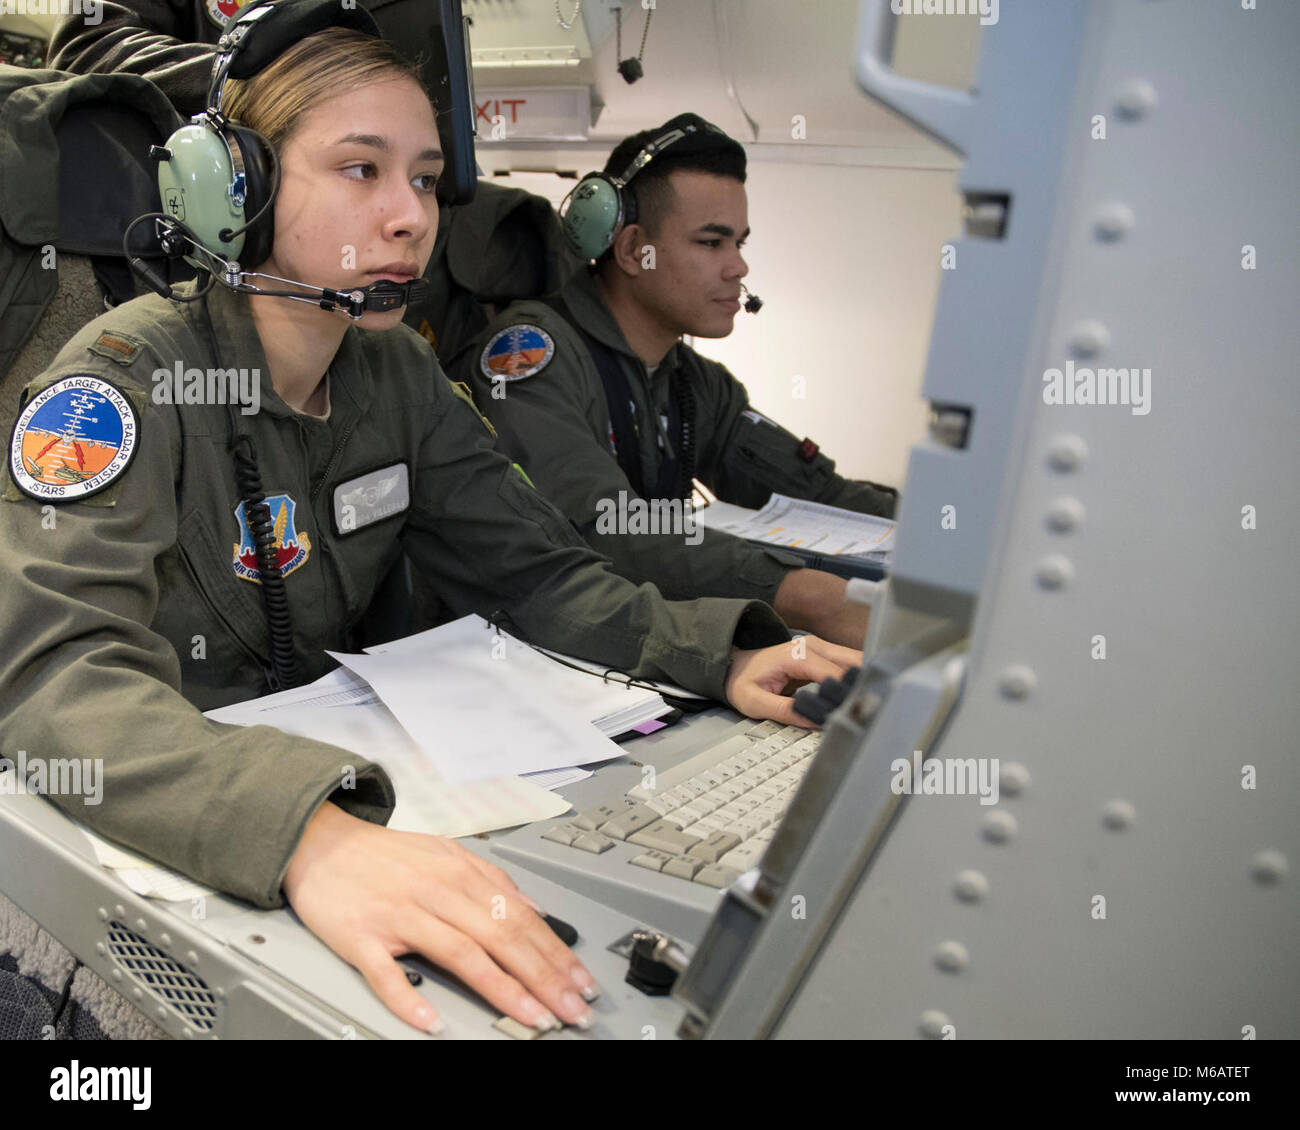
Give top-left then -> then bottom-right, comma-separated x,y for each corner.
8,375 -> 139,503
205,0 -> 252,29
480,324 -> 555,382
231,493 -> 312,583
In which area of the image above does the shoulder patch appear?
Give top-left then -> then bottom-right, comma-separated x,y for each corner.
87,331 -> 145,366
8,376 -> 140,503
205,0 -> 252,30
480,324 -> 555,383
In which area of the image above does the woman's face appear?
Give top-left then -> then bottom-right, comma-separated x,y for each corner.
262,75 -> 443,331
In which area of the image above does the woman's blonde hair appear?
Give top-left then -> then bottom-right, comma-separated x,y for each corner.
221,27 -> 431,151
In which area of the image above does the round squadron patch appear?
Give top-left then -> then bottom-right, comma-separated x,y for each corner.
480,324 -> 555,382
205,0 -> 253,29
8,375 -> 139,503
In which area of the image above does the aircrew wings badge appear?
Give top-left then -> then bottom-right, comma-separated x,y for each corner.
9,375 -> 140,503
480,324 -> 555,382
232,494 -> 312,583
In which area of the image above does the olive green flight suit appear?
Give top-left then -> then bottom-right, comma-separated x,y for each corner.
0,283 -> 787,910
450,268 -> 899,606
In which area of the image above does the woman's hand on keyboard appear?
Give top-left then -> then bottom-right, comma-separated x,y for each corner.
725,636 -> 859,727
282,801 -> 599,1035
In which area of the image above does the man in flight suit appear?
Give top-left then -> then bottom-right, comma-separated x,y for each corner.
450,114 -> 899,649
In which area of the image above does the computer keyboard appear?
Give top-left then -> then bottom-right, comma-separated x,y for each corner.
537,720 -> 819,890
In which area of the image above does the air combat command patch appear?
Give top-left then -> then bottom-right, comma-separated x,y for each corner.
231,493 -> 312,583
480,324 -> 555,382
8,375 -> 140,503
205,0 -> 253,29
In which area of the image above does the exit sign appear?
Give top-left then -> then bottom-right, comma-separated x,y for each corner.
475,87 -> 592,142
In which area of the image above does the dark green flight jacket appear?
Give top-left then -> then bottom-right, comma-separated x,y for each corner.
0,283 -> 787,909
450,269 -> 899,606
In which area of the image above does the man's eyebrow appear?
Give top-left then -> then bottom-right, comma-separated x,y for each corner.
333,133 -> 444,162
696,223 -> 750,239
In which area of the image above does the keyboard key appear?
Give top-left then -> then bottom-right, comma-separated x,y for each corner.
572,802 -> 625,831
719,842 -> 766,871
598,804 -> 659,841
746,720 -> 783,738
571,832 -> 615,854
541,825 -> 579,846
671,804 -> 705,826
694,865 -> 742,888
643,795 -> 675,816
662,855 -> 705,880
692,794 -> 722,815
628,820 -> 703,855
712,781 -> 745,803
667,784 -> 698,806
686,831 -> 741,863
691,814 -> 728,833
630,849 -> 676,873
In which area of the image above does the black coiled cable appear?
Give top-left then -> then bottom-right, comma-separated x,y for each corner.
231,434 -> 302,691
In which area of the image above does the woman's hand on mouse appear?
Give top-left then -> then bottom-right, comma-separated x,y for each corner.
282,801 -> 599,1035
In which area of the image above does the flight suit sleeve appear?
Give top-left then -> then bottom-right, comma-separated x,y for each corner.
0,359 -> 396,911
47,1 -> 215,117
457,315 -> 804,607
699,360 -> 899,519
402,370 -> 791,701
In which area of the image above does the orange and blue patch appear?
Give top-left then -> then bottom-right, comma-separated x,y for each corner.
8,375 -> 139,503
480,324 -> 555,382
231,493 -> 312,583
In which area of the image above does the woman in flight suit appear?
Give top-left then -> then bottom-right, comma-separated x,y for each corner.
0,25 -> 856,1035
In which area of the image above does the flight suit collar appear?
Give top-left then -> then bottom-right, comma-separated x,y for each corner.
560,268 -> 686,377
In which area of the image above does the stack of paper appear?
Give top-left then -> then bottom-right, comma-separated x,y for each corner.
204,667 -> 571,836
698,493 -> 896,560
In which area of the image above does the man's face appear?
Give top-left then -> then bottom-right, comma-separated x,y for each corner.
631,170 -> 750,339
260,76 -> 443,330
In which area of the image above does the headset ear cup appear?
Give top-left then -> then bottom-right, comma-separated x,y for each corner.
560,173 -> 625,260
225,126 -> 274,266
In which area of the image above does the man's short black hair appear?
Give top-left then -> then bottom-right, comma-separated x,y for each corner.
602,112 -> 747,238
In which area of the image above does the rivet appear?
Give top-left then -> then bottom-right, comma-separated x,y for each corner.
1250,850 -> 1287,885
156,1006 -> 168,1020
1094,202 -> 1135,241
95,942 -> 106,956
96,908 -> 108,922
132,987 -> 143,1001
954,870 -> 989,902
1046,497 -> 1085,533
1068,320 -> 1110,357
215,987 -> 226,999
159,932 -> 172,947
1102,799 -> 1136,830
982,810 -> 1017,843
134,918 -> 147,933
934,940 -> 969,973
1047,434 -> 1088,473
919,1010 -> 953,1039
113,904 -> 125,919
111,969 -> 123,982
1037,555 -> 1074,590
998,665 -> 1036,699
1000,762 -> 1030,796
1116,79 -> 1158,119
184,1028 -> 196,1040
186,951 -> 200,967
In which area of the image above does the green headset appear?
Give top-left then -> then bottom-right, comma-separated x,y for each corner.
559,114 -> 733,262
122,1 -> 372,279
